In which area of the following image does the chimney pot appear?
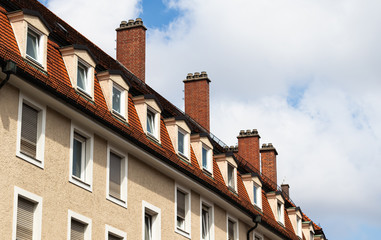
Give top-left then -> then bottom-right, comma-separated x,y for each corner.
239,130 -> 245,135
120,21 -> 128,27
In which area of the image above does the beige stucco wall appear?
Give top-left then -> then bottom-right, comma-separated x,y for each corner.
0,83 -> 264,240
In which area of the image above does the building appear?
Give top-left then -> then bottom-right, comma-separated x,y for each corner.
0,0 -> 327,239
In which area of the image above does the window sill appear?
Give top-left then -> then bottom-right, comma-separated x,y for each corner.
178,153 -> 190,163
146,132 -> 161,145
76,88 -> 94,102
69,176 -> 92,192
16,151 -> 44,169
25,56 -> 46,73
112,110 -> 127,122
175,227 -> 191,239
253,203 -> 262,212
106,194 -> 127,208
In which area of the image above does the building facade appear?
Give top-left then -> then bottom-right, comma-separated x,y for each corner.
0,0 -> 327,239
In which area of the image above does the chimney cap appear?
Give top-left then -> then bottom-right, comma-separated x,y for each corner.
183,71 -> 211,83
117,18 -> 147,31
237,129 -> 260,138
260,143 -> 278,155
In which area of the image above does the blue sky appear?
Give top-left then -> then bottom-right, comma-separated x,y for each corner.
43,0 -> 381,239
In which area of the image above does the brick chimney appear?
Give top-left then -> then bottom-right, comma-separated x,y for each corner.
260,143 -> 278,184
281,184 -> 290,198
116,18 -> 147,82
237,129 -> 261,171
183,72 -> 211,132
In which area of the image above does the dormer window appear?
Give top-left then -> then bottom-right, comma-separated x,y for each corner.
215,153 -> 237,191
61,45 -> 96,99
133,95 -> 162,142
8,10 -> 50,70
242,173 -> 262,209
286,207 -> 303,238
98,70 -> 130,121
302,221 -> 315,240
190,133 -> 214,175
164,117 -> 191,160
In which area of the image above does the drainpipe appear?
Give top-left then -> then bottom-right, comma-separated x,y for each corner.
247,215 -> 262,240
0,60 -> 17,90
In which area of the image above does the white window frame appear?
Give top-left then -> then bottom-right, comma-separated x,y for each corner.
142,201 -> 161,240
253,183 -> 262,209
253,231 -> 264,240
69,124 -> 93,192
105,224 -> 127,240
175,184 -> 191,238
277,201 -> 284,225
200,198 -> 214,240
177,127 -> 189,159
106,145 -> 128,208
26,26 -> 43,65
226,214 -> 238,240
297,215 -> 302,238
67,210 -> 92,240
12,186 -> 43,240
112,82 -> 126,118
76,59 -> 92,96
201,144 -> 213,173
16,94 -> 46,168
146,107 -> 159,139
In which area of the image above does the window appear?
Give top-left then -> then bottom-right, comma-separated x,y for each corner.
177,128 -> 189,158
107,147 -> 128,207
253,183 -> 261,208
277,202 -> 284,224
106,225 -> 126,240
297,216 -> 302,237
142,201 -> 161,240
26,28 -> 41,63
12,187 -> 42,240
175,185 -> 191,237
17,96 -> 46,168
227,216 -> 238,240
200,199 -> 214,240
77,61 -> 90,94
68,210 -> 91,240
227,164 -> 235,190
112,83 -> 125,117
146,108 -> 157,138
70,126 -> 93,191
202,145 -> 212,173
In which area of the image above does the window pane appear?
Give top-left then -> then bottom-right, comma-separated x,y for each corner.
71,219 -> 86,240
227,164 -> 234,189
73,133 -> 86,178
77,64 -> 87,91
16,197 -> 35,240
177,190 -> 186,229
178,131 -> 184,154
202,206 -> 210,240
147,110 -> 155,135
253,185 -> 257,205
109,152 -> 122,199
202,147 -> 208,169
26,31 -> 38,60
112,86 -> 121,113
20,103 -> 38,158
144,213 -> 152,240
228,220 -> 235,240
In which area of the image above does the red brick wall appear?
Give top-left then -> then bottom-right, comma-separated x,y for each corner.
184,79 -> 210,131
237,134 -> 260,171
116,25 -> 146,82
261,148 -> 277,184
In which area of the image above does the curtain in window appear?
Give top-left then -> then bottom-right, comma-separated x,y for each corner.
202,207 -> 209,240
16,197 -> 35,240
144,213 -> 152,240
26,31 -> 38,60
71,219 -> 86,240
109,152 -> 122,199
20,103 -> 38,158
